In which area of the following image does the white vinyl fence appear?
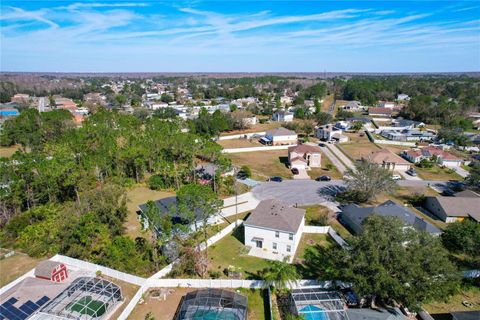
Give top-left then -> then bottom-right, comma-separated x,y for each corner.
222,145 -> 295,153
302,226 -> 330,233
217,131 -> 266,140
49,254 -> 147,286
328,228 -> 348,248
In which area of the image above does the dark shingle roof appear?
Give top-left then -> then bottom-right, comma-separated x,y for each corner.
342,200 -> 441,234
245,199 -> 305,233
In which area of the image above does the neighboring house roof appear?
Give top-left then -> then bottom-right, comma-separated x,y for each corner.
273,110 -> 294,116
367,149 -> 411,165
454,190 -> 480,198
342,200 -> 441,234
369,107 -> 393,115
404,147 -> 460,162
34,261 -> 63,279
451,311 -> 480,320
347,307 -> 407,320
266,127 -> 297,137
428,196 -> 480,222
288,144 -> 321,154
245,199 -> 305,233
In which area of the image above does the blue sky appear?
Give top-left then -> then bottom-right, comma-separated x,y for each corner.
1,1 -> 479,72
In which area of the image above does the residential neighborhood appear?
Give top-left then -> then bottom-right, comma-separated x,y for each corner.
1,1 -> 480,319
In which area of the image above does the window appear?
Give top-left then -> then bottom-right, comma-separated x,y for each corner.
286,245 -> 291,253
273,243 -> 277,250
275,231 -> 279,238
289,233 -> 293,240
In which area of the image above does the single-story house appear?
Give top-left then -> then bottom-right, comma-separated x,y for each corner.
391,117 -> 424,128
424,193 -> 480,223
244,199 -> 305,261
272,110 -> 294,122
340,200 -> 441,235
402,146 -> 463,168
366,149 -> 411,172
263,127 -> 298,146
288,144 -> 322,169
378,101 -> 396,109
368,107 -> 393,117
380,129 -> 434,142
341,101 -> 363,111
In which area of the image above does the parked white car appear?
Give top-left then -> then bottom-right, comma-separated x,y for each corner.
392,174 -> 402,180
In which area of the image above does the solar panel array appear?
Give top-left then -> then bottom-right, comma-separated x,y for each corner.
0,296 -> 50,320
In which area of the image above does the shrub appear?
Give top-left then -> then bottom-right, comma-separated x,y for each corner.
240,165 -> 252,178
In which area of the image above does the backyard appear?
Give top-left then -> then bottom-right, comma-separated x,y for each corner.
0,251 -> 41,286
216,138 -> 263,149
124,185 -> 175,240
302,205 -> 352,239
422,286 -> 480,317
219,121 -> 281,136
207,226 -> 271,279
227,150 -> 292,180
338,132 -> 382,160
129,287 -> 268,320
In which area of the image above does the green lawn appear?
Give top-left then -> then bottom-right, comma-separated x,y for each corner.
307,156 -> 343,180
238,289 -> 268,320
301,205 -> 352,239
207,226 -> 270,279
422,286 -> 480,315
415,165 -> 463,181
227,150 -> 292,180
294,233 -> 333,263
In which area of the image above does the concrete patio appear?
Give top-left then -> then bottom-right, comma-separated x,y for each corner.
247,246 -> 293,263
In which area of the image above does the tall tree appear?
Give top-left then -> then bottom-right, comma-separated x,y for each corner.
304,216 -> 459,310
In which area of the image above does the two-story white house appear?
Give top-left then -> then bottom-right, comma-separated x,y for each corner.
244,199 -> 305,262
272,110 -> 294,122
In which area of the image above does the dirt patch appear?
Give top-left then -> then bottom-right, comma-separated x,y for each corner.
0,252 -> 41,287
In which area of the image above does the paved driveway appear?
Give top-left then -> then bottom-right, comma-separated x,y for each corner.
252,179 -> 345,206
319,145 -> 347,174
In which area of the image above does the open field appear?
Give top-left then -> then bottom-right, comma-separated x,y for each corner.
0,252 -> 41,287
380,144 -> 411,155
423,286 -> 480,315
415,166 -> 463,181
338,133 -> 382,160
208,226 -> 270,279
307,156 -> 343,180
217,138 -> 263,149
219,122 -> 281,136
321,95 -> 334,113
0,145 -> 20,158
227,150 -> 292,180
124,185 -> 175,240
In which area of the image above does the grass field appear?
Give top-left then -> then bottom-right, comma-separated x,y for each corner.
103,276 -> 140,320
0,145 -> 20,158
219,122 -> 281,136
293,233 -> 333,263
415,166 -> 463,181
124,185 -> 175,240
238,289 -> 268,320
217,138 -> 263,149
422,286 -> 480,315
207,226 -> 271,279
0,252 -> 41,287
227,150 -> 292,180
338,133 -> 382,160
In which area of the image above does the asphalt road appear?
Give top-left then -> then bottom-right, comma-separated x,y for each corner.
251,179 -> 450,206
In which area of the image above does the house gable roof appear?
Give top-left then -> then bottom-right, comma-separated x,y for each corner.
430,196 -> 480,222
342,200 -> 441,234
245,199 -> 305,233
266,127 -> 297,137
288,144 -> 321,154
367,149 -> 411,165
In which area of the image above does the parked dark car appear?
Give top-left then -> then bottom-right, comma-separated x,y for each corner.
319,143 -> 326,147
315,176 -> 331,181
447,181 -> 465,191
236,172 -> 248,180
291,168 -> 299,175
406,168 -> 417,176
442,188 -> 455,196
269,176 -> 283,182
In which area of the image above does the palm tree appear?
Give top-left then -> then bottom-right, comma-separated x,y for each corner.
260,259 -> 299,291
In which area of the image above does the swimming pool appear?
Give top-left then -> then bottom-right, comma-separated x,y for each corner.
299,305 -> 329,320
192,309 -> 239,320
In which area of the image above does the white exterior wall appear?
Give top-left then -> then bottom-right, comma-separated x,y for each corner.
440,159 -> 462,168
269,134 -> 297,145
244,218 -> 304,257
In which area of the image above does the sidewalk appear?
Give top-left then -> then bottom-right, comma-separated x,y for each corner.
325,143 -> 356,171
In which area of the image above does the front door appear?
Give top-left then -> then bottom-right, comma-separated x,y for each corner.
255,240 -> 263,248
